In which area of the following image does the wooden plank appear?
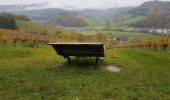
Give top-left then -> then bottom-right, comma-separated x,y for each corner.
48,42 -> 103,45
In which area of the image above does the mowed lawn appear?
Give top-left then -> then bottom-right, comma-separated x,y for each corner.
0,46 -> 170,99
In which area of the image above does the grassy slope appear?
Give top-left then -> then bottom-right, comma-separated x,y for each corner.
103,31 -> 159,39
77,14 -> 107,28
112,15 -> 146,29
0,46 -> 170,99
79,31 -> 158,40
16,20 -> 58,34
110,31 -> 158,39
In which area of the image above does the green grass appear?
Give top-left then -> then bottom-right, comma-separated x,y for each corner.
104,31 -> 159,39
123,16 -> 145,25
79,31 -> 159,40
16,20 -> 58,34
112,15 -> 146,29
0,46 -> 170,99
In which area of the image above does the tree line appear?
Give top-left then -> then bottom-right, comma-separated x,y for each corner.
0,12 -> 31,30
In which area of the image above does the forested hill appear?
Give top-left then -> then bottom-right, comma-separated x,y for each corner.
48,13 -> 88,27
129,1 -> 170,15
112,1 -> 170,30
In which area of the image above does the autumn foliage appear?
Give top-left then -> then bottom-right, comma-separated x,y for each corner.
0,28 -> 52,47
117,37 -> 170,51
0,28 -> 109,47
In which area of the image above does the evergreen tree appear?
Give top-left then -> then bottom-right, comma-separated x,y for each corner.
0,12 -> 17,29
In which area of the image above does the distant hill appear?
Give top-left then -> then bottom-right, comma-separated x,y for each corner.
112,15 -> 146,29
77,7 -> 134,20
0,3 -> 134,27
48,13 -> 88,27
4,1 -> 170,29
14,8 -> 65,21
0,3 -> 134,21
112,1 -> 170,29
76,7 -> 134,27
129,1 -> 170,16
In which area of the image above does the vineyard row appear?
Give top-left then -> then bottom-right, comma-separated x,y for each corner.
0,28 -> 53,47
117,37 -> 170,51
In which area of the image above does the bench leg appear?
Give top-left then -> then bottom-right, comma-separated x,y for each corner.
96,57 -> 99,64
67,56 -> 71,64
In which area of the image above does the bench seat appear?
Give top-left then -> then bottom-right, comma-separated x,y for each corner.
48,43 -> 105,64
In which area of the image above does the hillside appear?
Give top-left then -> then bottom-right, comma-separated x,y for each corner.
129,1 -> 170,15
112,15 -> 146,29
106,31 -> 158,40
0,46 -> 170,99
0,3 -> 134,28
48,13 -> 88,27
112,1 -> 170,30
16,20 -> 60,34
15,8 -> 65,21
77,7 -> 134,20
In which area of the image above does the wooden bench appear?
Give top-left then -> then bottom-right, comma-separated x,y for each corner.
48,43 -> 105,64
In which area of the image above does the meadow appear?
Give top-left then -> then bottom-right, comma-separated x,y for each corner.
106,31 -> 159,40
16,20 -> 59,34
0,45 -> 170,99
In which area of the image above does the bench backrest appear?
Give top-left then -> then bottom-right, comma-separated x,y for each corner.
48,43 -> 105,57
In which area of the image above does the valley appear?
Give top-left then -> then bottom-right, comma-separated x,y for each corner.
0,0 -> 170,99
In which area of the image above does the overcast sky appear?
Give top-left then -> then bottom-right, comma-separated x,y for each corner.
0,0 -> 170,9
